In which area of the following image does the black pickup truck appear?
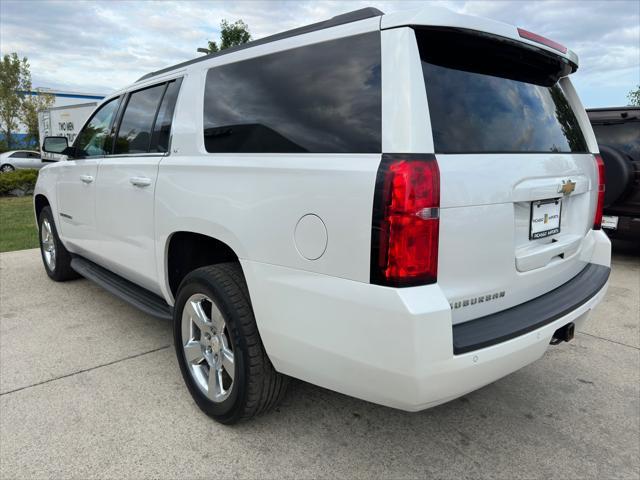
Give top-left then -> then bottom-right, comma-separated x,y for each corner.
587,106 -> 640,241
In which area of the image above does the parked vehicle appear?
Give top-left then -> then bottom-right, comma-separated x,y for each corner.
0,150 -> 45,173
587,106 -> 640,241
36,6 -> 611,423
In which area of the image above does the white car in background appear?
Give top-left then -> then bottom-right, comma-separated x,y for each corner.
0,150 -> 45,172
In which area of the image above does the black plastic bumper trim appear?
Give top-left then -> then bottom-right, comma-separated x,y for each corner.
452,263 -> 610,355
71,256 -> 172,321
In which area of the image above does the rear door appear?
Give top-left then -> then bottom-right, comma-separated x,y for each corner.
93,78 -> 182,293
412,28 -> 599,324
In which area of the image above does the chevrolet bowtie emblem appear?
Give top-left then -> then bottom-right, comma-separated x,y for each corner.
558,180 -> 576,196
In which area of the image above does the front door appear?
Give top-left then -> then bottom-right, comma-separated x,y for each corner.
56,97 -> 120,254
24,151 -> 43,169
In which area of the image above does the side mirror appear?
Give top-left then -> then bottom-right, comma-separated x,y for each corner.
42,136 -> 69,154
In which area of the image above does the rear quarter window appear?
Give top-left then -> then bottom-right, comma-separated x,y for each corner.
416,28 -> 588,154
203,32 -> 381,154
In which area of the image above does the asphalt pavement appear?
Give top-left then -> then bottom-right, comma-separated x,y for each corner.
0,247 -> 638,479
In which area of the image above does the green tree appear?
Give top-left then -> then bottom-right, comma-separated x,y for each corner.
207,20 -> 251,53
628,85 -> 640,106
22,88 -> 54,147
0,53 -> 31,149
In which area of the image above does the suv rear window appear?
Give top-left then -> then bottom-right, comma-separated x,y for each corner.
203,32 -> 381,154
416,28 -> 588,154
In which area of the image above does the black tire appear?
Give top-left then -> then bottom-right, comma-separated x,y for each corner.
0,164 -> 15,173
38,206 -> 79,281
173,263 -> 288,424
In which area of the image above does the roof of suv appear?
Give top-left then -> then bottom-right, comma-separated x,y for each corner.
133,4 -> 578,88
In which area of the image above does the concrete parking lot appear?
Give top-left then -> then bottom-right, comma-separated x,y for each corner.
1,247 -> 638,479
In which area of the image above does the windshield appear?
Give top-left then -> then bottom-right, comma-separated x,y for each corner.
416,28 -> 588,154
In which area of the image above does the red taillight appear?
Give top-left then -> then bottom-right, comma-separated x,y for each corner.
517,28 -> 568,54
593,154 -> 605,230
371,154 -> 440,287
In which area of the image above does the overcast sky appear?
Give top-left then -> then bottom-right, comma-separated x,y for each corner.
1,0 -> 638,107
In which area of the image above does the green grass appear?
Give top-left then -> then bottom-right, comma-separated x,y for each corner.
0,196 -> 38,252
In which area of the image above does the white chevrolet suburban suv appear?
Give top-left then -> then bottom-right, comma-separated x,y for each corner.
36,6 -> 611,424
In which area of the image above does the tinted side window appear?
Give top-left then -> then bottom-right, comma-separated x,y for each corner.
203,32 -> 381,153
115,84 -> 165,154
150,78 -> 182,153
74,98 -> 120,157
10,152 -> 27,158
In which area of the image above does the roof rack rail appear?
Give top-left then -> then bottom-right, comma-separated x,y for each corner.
136,7 -> 384,82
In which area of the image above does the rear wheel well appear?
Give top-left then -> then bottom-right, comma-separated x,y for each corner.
34,194 -> 50,220
167,232 -> 239,298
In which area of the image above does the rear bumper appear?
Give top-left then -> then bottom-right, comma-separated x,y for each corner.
242,229 -> 611,411
409,280 -> 608,411
453,263 -> 610,354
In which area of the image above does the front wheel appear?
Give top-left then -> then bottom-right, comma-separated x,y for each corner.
173,263 -> 288,424
38,206 -> 78,281
0,164 -> 15,173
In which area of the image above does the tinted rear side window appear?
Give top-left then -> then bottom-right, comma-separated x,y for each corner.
416,29 -> 588,154
115,84 -> 165,154
150,78 -> 182,153
203,32 -> 381,153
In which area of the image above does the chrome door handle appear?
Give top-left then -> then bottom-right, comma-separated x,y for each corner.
130,176 -> 152,187
80,175 -> 94,184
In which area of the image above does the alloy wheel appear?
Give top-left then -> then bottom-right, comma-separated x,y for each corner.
41,218 -> 56,271
181,293 -> 235,402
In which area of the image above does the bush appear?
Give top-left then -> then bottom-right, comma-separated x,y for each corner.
0,169 -> 39,196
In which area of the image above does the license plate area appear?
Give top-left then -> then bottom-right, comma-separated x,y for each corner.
530,198 -> 562,240
601,215 -> 618,230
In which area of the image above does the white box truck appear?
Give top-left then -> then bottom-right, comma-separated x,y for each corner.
38,102 -> 98,160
